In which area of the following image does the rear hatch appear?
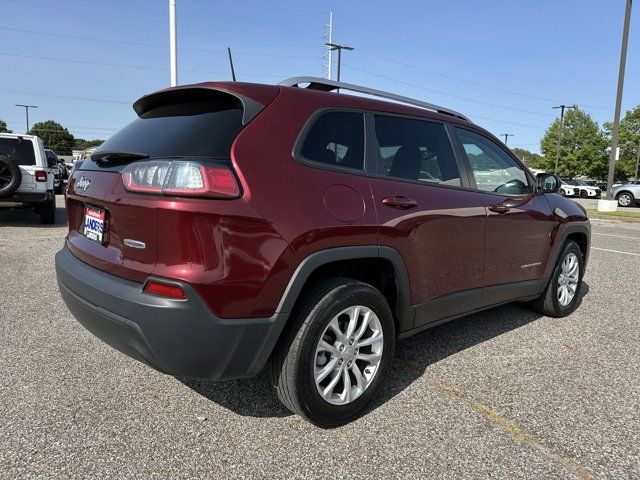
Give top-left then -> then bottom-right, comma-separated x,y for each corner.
65,85 -> 272,283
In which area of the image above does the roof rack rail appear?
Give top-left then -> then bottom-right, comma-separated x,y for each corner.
279,76 -> 469,121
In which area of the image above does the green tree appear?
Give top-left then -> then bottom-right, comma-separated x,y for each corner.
538,108 -> 608,179
74,138 -> 105,150
511,147 -> 543,168
604,105 -> 640,180
0,119 -> 12,133
28,120 -> 75,155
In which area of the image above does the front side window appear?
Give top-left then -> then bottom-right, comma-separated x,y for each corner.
374,115 -> 461,186
300,111 -> 365,171
456,128 -> 529,195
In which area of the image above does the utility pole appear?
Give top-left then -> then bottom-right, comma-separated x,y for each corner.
325,43 -> 354,87
15,104 -> 37,132
501,133 -> 513,146
227,47 -> 236,81
169,0 -> 178,86
323,11 -> 333,79
552,104 -> 576,173
607,0 -> 633,194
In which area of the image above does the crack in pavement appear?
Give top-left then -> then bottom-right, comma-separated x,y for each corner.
395,357 -> 598,480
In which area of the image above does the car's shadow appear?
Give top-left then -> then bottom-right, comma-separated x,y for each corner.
181,282 -> 590,421
0,197 -> 67,228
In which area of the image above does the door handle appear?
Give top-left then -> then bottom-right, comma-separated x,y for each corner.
382,196 -> 418,209
488,203 -> 510,214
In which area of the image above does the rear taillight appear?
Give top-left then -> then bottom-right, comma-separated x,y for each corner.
122,160 -> 240,198
35,170 -> 47,182
143,280 -> 187,299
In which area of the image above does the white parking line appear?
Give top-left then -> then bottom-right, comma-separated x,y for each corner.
592,247 -> 640,257
592,232 -> 640,240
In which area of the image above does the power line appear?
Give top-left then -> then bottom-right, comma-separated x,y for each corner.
0,27 -> 320,60
184,0 -> 325,16
334,13 -> 607,98
0,51 -> 288,77
341,63 -> 555,118
2,0 -> 319,39
0,87 -> 131,105
356,49 -> 612,110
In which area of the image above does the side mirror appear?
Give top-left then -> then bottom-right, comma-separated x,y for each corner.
536,173 -> 560,193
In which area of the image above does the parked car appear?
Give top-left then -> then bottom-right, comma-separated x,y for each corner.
55,77 -> 590,426
559,180 -> 579,197
0,133 -> 56,223
561,179 -> 601,198
610,181 -> 640,207
45,149 -> 68,194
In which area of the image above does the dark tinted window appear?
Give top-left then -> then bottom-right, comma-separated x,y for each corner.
81,97 -> 244,171
374,116 -> 460,186
456,128 -> 529,195
300,112 -> 364,170
0,137 -> 36,166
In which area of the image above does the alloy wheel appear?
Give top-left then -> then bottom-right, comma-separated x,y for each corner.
557,253 -> 579,307
618,194 -> 632,207
314,305 -> 383,405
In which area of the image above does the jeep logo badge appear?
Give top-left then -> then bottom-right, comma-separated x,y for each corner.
76,176 -> 91,192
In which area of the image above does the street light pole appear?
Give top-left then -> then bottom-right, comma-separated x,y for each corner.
552,105 -> 576,173
169,0 -> 178,86
325,43 -> 354,84
15,104 -> 38,132
607,0 -> 633,194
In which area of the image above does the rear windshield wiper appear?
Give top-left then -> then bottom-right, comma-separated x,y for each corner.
92,151 -> 149,164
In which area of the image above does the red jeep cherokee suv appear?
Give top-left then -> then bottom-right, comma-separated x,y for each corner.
56,77 -> 590,426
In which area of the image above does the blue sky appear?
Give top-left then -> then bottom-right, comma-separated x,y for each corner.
1,0 -> 638,153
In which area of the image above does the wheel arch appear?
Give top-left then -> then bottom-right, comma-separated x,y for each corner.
275,246 -> 413,333
545,224 -> 590,279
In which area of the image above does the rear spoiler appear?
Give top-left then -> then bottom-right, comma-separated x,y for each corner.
132,86 -> 265,126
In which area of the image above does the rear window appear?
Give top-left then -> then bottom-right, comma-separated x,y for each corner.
80,98 -> 244,171
374,115 -> 461,186
0,137 -> 36,166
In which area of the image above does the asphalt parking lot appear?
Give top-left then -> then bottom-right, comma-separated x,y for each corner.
1,197 -> 638,479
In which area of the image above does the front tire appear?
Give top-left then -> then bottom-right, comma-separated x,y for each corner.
617,192 -> 634,207
531,240 -> 584,317
272,278 -> 395,427
580,190 -> 588,198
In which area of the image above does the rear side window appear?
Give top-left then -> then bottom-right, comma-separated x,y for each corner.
81,95 -> 244,171
374,115 -> 461,186
0,138 -> 36,166
300,111 -> 365,171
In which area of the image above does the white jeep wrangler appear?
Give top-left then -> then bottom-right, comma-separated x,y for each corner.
0,133 -> 56,224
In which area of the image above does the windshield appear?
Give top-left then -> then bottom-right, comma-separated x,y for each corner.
574,180 -> 588,186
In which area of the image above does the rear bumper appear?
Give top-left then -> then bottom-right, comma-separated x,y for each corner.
0,191 -> 50,205
55,245 -> 288,380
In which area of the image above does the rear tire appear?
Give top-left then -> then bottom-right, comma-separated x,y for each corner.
39,194 -> 56,224
272,277 -> 395,427
530,240 -> 584,318
579,190 -> 588,198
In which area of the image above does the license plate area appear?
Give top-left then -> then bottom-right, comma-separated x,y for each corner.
83,205 -> 106,244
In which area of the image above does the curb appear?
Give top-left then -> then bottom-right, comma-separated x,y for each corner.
587,213 -> 640,223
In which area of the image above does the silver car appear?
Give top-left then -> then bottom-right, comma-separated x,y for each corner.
611,181 -> 640,207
